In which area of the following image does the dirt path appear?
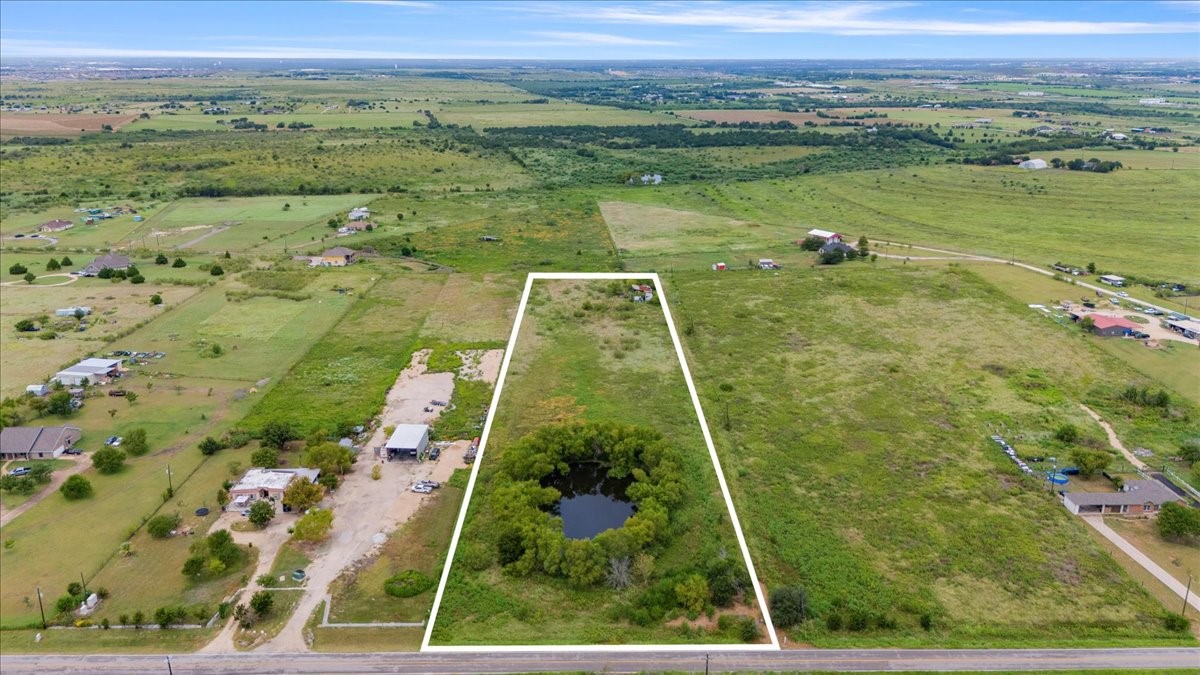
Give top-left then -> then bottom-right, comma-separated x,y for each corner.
1082,516 -> 1200,613
1079,404 -> 1148,471
0,456 -> 84,527
0,273 -> 78,288
175,226 -> 229,250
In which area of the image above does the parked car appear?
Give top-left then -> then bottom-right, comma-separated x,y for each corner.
240,509 -> 251,517
417,480 -> 441,489
63,448 -> 82,455
9,467 -> 31,476
1117,291 -> 1129,298
1144,307 -> 1162,316
108,389 -> 127,397
1130,331 -> 1150,339
411,484 -> 433,494
429,447 -> 441,460
105,436 -> 122,447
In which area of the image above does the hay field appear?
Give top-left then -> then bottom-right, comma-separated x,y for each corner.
0,113 -> 137,137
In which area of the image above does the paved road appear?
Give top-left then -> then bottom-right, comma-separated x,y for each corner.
1082,516 -> 1200,613
3,647 -> 1198,673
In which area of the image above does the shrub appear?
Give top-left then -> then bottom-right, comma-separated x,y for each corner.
248,500 -> 274,527
1158,502 -> 1200,542
1164,612 -> 1191,632
147,513 -> 181,539
210,265 -> 225,276
1054,423 -> 1079,444
674,574 -> 710,616
198,436 -> 225,456
155,254 -> 169,264
769,586 -> 808,627
826,613 -> 843,631
172,258 -> 187,268
250,446 -> 280,468
9,263 -> 28,275
150,294 -> 163,306
123,428 -> 149,456
92,447 -> 126,474
249,590 -> 274,616
292,508 -> 333,542
383,570 -> 435,598
60,474 -> 93,499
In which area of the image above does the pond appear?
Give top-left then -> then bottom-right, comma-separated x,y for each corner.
543,462 -> 636,540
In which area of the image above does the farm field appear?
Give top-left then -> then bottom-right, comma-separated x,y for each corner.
600,200 -> 790,256
431,279 -> 761,647
590,163 -> 1200,282
0,113 -> 139,137
436,104 -> 677,128
129,111 -> 427,132
668,264 -> 1195,647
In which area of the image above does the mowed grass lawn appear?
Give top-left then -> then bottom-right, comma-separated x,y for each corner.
432,279 -> 756,646
329,480 -> 464,623
134,195 -> 368,252
668,264 -> 1193,647
594,162 -> 1200,282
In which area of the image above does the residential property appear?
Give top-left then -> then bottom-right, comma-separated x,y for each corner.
1062,480 -> 1182,516
1018,158 -> 1048,170
630,283 -> 655,302
627,174 -> 663,185
1087,315 -> 1140,337
337,221 -> 372,234
1018,91 -> 1045,97
25,384 -> 50,397
228,468 -> 321,510
317,246 -> 359,266
0,425 -> 81,460
806,229 -> 842,243
819,241 -> 857,256
54,357 -> 123,386
38,219 -> 74,233
81,254 -> 131,277
758,259 -> 781,270
1139,98 -> 1166,106
55,306 -> 92,318
348,207 -> 370,221
1098,274 -> 1126,287
1109,133 -> 1128,141
384,424 -> 430,460
711,262 -> 727,271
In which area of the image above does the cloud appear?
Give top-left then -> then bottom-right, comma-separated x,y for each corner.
543,1 -> 1199,35
530,31 -> 682,46
1159,0 -> 1200,10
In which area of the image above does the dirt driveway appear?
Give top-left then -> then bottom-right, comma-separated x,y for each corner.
0,455 -> 85,527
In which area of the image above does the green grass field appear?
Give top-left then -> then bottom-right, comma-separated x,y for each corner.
667,264 -> 1195,647
431,279 -> 759,646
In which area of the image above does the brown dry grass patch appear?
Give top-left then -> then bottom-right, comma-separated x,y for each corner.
0,113 -> 137,136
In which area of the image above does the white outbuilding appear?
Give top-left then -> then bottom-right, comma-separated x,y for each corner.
1018,158 -> 1048,170
384,424 -> 430,460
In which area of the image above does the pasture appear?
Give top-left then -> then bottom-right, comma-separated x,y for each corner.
668,264 -> 1194,646
0,113 -> 138,138
432,279 -> 758,646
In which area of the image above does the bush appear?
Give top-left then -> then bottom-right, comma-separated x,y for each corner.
825,612 -> 844,631
769,586 -> 808,627
1158,501 -> 1200,542
250,446 -> 280,468
1164,612 -> 1191,632
1054,423 -> 1079,444
123,428 -> 149,456
150,294 -> 163,306
147,513 -> 181,539
210,265 -> 225,276
9,263 -> 28,275
292,507 -> 334,542
60,474 -> 93,499
249,590 -> 274,616
198,436 -> 225,456
92,447 -> 126,474
248,500 -> 275,527
172,258 -> 187,268
383,570 -> 435,598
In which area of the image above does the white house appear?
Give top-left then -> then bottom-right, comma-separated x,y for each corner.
1109,133 -> 1128,141
348,207 -> 370,221
1098,275 -> 1126,287
228,468 -> 321,510
806,229 -> 842,243
54,357 -> 122,386
1018,159 -> 1048,170
26,384 -> 50,397
55,306 -> 92,318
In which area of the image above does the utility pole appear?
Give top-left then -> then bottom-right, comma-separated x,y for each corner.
166,464 -> 173,494
1183,575 -> 1193,616
705,653 -> 710,675
80,572 -> 88,599
166,655 -> 174,675
36,587 -> 46,629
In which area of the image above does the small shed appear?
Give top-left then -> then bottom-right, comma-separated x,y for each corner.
26,384 -> 50,397
1018,158 -> 1048,170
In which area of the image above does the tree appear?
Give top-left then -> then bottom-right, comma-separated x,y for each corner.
155,253 -> 169,265
260,421 -> 297,450
46,258 -> 61,271
798,236 -> 824,251
1079,316 -> 1095,332
92,447 -> 127,474
248,500 -> 274,528
47,391 -> 74,417
125,391 -> 139,404
172,258 -> 186,268
60,474 -> 93,500
60,256 -> 73,266
9,263 -> 27,275
1068,447 -> 1110,478
1054,423 -> 1079,444
1158,502 -> 1200,542
198,436 -> 224,456
282,478 -> 324,512
29,463 -> 53,484
249,590 -> 274,617
23,272 -> 35,284
123,428 -> 149,456
1086,261 -> 1097,274
210,265 -> 224,276
130,275 -> 145,284
674,573 -> 710,615
856,236 -> 870,257
249,446 -> 280,468
150,294 -> 163,306
147,513 -> 181,538
15,319 -> 36,332
770,586 -> 809,627
819,249 -> 845,265
97,267 -> 114,279
292,508 -> 334,542
302,442 -> 354,476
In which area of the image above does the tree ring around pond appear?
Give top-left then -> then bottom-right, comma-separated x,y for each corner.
491,421 -> 685,588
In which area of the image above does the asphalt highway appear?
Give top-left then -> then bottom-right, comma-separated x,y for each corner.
3,647 -> 1199,673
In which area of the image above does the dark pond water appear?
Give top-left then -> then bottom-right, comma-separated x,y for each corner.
543,463 -> 636,540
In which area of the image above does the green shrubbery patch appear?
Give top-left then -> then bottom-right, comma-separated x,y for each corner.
383,570 -> 435,598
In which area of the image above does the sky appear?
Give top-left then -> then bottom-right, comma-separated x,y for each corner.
1,1 -> 1198,61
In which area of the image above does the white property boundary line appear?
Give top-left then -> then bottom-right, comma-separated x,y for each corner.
421,272 -> 780,652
